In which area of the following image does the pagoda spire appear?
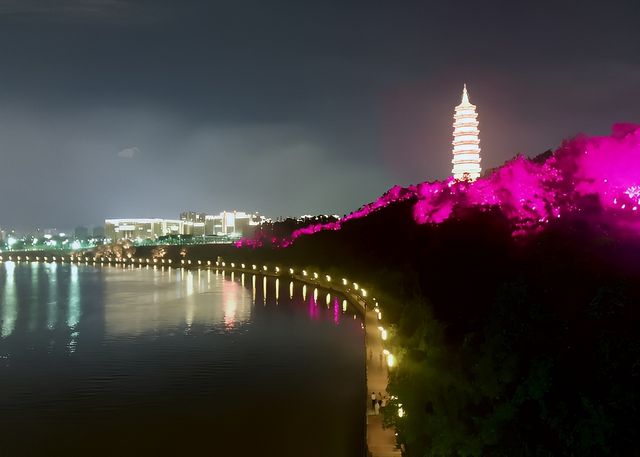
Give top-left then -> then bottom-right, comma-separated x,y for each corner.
461,83 -> 469,104
451,84 -> 482,181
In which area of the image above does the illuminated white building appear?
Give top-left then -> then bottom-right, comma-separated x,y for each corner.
104,219 -> 183,242
204,211 -> 262,237
452,84 -> 482,181
105,211 -> 264,242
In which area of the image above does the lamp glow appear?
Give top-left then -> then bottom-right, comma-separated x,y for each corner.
387,353 -> 396,367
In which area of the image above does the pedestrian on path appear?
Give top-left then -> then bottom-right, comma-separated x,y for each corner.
374,400 -> 380,415
377,392 -> 383,407
371,392 -> 376,410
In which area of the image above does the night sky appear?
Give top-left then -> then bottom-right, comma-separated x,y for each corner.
0,0 -> 638,230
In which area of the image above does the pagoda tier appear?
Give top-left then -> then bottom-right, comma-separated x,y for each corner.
451,84 -> 482,181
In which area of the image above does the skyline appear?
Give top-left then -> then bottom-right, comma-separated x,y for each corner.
0,0 -> 638,229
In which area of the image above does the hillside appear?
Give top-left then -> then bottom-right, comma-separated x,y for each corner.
232,124 -> 640,456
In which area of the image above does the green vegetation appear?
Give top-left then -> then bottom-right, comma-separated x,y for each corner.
24,198 -> 635,456
229,201 -> 640,456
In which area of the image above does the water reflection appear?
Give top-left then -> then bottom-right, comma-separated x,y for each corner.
252,274 -> 256,303
309,289 -> 319,320
104,266 -> 252,336
223,280 -> 237,330
1,262 -> 17,338
29,263 -> 39,333
45,262 -> 58,330
68,265 -> 81,352
1,263 -> 358,344
0,263 -> 366,457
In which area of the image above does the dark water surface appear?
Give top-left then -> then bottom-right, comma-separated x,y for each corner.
0,262 -> 365,456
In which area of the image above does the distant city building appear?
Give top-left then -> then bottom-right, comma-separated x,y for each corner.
204,211 -> 263,237
105,219 -> 184,242
43,228 -> 59,237
182,220 -> 206,237
105,211 -> 264,242
75,226 -> 89,240
452,84 -> 482,181
180,211 -> 206,223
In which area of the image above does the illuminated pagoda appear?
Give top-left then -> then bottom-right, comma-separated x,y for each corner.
451,84 -> 482,181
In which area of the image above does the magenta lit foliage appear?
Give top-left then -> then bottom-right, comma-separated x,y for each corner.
238,124 -> 640,248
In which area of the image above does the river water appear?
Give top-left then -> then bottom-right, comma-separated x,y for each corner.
0,262 -> 365,456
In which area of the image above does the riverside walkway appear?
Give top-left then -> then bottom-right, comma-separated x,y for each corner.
349,294 -> 401,457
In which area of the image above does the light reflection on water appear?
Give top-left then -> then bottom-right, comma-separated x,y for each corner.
1,261 -> 16,337
0,263 -> 364,457
45,262 -> 57,330
102,266 -> 253,337
0,264 -> 358,345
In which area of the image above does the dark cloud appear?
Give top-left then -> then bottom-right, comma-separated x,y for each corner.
0,0 -> 638,230
0,0 -> 135,20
